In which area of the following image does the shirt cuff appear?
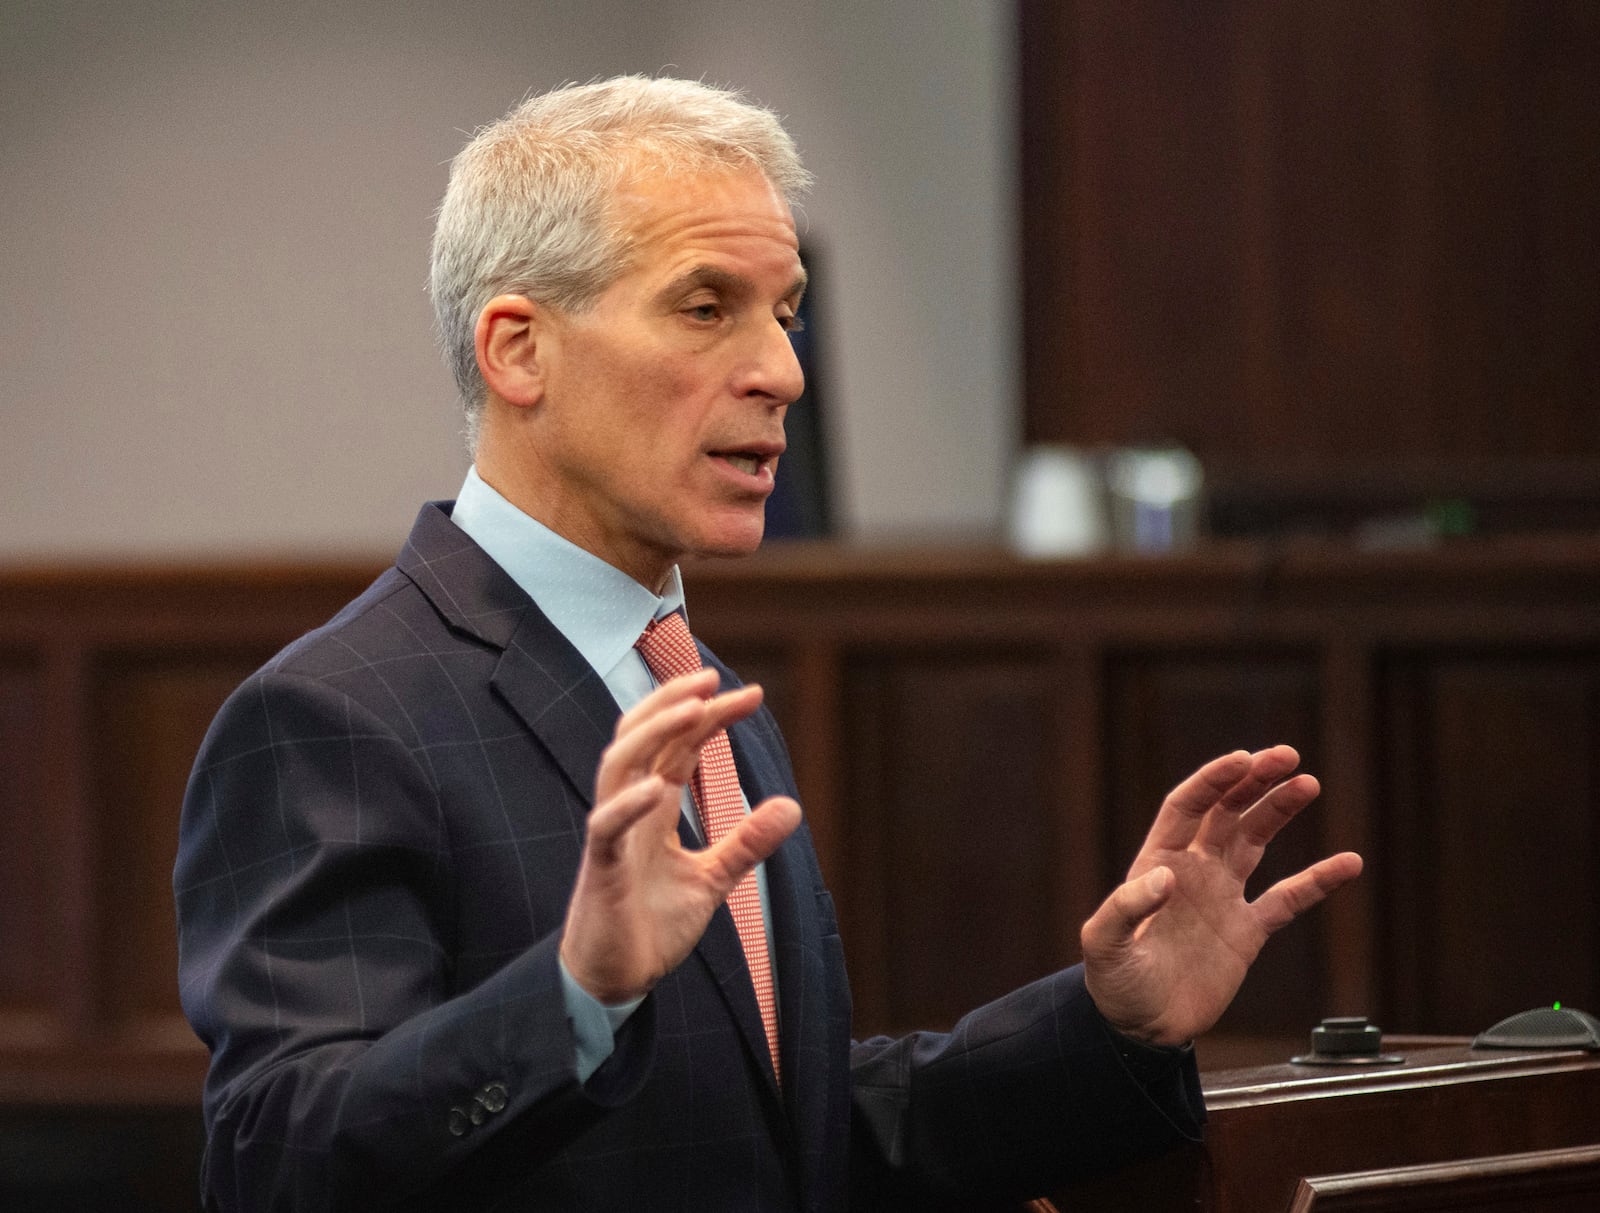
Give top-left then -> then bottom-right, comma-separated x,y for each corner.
1104,1022 -> 1194,1086
559,958 -> 645,1083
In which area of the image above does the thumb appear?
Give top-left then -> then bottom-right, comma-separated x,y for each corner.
1081,866 -> 1173,957
704,796 -> 803,892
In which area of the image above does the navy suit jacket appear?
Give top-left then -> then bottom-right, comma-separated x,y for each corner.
175,502 -> 1203,1212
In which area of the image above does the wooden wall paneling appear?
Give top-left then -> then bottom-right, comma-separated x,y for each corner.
1048,1043 -> 1600,1213
839,654 -> 894,1032
1379,649 -> 1600,1035
1105,649 -> 1328,1039
42,645 -> 96,1052
1021,0 -> 1253,452
0,567 -> 384,1103
88,647 -> 275,1055
842,648 -> 1063,1036
700,645 -> 794,738
1229,0 -> 1284,435
1378,646 -> 1434,1031
1427,3 -> 1600,460
1288,1144 -> 1600,1213
1046,642 -> 1105,967
1318,635 -> 1379,1018
787,638 -> 845,892
1270,1 -> 1433,466
1525,3 -> 1600,453
1428,655 -> 1600,1030
8,543 -> 1600,1109
1020,2 -> 1600,496
0,653 -> 65,1051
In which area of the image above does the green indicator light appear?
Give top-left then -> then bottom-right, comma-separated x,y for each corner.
1554,1001 -> 1562,1011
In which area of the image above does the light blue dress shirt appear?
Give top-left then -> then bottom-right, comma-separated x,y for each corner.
450,466 -> 777,1082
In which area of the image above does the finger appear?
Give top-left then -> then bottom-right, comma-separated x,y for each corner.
583,774 -> 677,863
614,673 -> 765,744
599,682 -> 765,799
1225,773 -> 1321,878
640,685 -> 765,789
613,668 -> 723,741
1190,745 -> 1306,856
696,683 -> 767,738
700,796 -> 803,892
596,697 -> 709,801
1221,745 -> 1304,812
1251,851 -> 1364,934
1141,751 -> 1253,852
612,679 -> 763,773
1079,866 -> 1175,956
1220,781 -> 1322,886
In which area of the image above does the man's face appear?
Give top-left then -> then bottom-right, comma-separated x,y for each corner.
522,164 -> 807,590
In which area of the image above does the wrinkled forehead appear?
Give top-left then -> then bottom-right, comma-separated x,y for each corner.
606,158 -> 797,267
611,138 -> 784,198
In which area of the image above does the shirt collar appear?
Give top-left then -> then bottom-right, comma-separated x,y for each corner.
450,466 -> 686,680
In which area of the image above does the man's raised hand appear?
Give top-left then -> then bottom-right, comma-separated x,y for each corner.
1080,746 -> 1362,1046
560,669 -> 801,1004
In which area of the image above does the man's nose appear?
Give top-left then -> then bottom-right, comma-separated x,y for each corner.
742,318 -> 806,406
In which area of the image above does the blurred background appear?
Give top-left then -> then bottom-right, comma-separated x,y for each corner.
3,1 -> 1599,1207
1,0 -> 1018,558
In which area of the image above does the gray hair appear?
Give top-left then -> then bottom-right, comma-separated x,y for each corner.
429,75 -> 812,447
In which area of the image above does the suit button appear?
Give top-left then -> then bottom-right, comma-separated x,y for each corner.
479,1082 -> 508,1114
468,1100 -> 487,1126
447,1107 -> 471,1137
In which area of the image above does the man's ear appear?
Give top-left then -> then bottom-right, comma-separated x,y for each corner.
475,294 -> 548,408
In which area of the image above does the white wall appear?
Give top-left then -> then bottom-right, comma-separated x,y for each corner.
0,0 -> 1017,559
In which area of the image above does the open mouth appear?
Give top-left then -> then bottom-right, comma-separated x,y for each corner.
710,448 -> 781,480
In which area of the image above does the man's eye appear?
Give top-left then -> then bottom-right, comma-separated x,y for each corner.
687,303 -> 720,322
779,313 -> 806,334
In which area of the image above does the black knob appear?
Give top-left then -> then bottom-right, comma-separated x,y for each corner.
1291,1015 -> 1402,1066
1311,1016 -> 1384,1057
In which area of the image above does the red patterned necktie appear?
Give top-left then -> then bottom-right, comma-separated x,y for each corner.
635,612 -> 780,1083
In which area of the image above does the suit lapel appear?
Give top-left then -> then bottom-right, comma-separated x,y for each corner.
692,878 -> 780,1093
723,709 -> 803,1101
401,503 -> 789,1107
491,614 -> 621,807
760,822 -> 810,1113
729,714 -> 838,1203
397,502 -> 621,805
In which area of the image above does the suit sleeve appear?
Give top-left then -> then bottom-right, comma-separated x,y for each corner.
846,962 -> 1205,1206
174,670 -> 652,1212
723,681 -> 1204,1205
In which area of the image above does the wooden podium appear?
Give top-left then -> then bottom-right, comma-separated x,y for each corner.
1035,1037 -> 1600,1212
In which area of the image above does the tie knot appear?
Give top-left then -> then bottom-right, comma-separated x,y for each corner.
635,612 -> 704,684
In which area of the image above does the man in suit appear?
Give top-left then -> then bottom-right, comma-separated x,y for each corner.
174,76 -> 1362,1211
